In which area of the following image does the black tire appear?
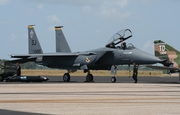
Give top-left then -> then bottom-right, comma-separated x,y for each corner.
0,76 -> 4,82
63,73 -> 70,82
6,79 -> 10,82
111,77 -> 116,83
86,74 -> 93,82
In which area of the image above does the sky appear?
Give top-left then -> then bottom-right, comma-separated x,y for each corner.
0,0 -> 180,60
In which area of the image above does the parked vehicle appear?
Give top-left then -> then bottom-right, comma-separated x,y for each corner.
0,61 -> 17,81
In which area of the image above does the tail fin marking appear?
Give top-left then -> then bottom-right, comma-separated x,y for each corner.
154,40 -> 180,57
28,25 -> 43,54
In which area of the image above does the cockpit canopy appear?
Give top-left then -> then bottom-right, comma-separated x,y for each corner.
106,29 -> 132,48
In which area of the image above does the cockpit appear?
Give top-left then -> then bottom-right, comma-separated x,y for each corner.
106,29 -> 134,50
126,43 -> 135,49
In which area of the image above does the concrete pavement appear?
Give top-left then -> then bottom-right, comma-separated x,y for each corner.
0,82 -> 180,115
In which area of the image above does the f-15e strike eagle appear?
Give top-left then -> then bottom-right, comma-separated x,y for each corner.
10,25 -> 162,83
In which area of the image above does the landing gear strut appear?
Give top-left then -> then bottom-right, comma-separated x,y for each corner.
86,74 -> 93,82
0,76 -> 4,82
110,65 -> 118,83
63,73 -> 70,82
85,70 -> 94,82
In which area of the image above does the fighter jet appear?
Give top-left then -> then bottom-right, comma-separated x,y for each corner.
147,40 -> 180,80
10,25 -> 162,83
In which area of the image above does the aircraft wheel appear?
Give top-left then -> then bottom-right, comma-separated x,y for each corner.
0,76 -> 4,82
63,73 -> 70,82
86,74 -> 93,82
111,77 -> 116,83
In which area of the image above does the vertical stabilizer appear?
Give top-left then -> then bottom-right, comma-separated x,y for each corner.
28,25 -> 43,54
154,40 -> 180,58
55,26 -> 71,52
154,40 -> 180,59
154,40 -> 180,68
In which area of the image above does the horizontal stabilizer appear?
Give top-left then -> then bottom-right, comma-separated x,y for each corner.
146,65 -> 179,71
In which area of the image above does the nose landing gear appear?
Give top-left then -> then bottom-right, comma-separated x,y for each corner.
111,77 -> 116,83
110,65 -> 118,83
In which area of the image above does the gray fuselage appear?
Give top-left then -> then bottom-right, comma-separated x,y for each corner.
40,46 -> 161,70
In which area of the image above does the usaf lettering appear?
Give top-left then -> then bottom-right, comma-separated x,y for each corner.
32,40 -> 36,45
33,49 -> 41,54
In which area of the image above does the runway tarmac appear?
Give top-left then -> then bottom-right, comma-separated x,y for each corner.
0,76 -> 180,115
46,75 -> 180,84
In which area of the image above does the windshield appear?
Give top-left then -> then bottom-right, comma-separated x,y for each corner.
126,43 -> 136,49
106,29 -> 132,48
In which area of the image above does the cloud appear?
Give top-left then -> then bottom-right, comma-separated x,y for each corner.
31,0 -> 101,7
46,26 -> 54,31
29,0 -> 130,21
82,5 -> 92,13
95,8 -> 131,22
98,8 -> 117,17
22,34 -> 28,40
37,4 -> 44,10
102,0 -> 128,8
9,33 -> 17,42
142,40 -> 153,51
47,15 -> 61,23
27,8 -> 36,15
117,0 -> 128,8
0,20 -> 9,25
21,3 -> 44,15
0,0 -> 10,5
30,0 -> 128,8
97,0 -> 128,17
81,0 -> 130,21
95,29 -> 102,34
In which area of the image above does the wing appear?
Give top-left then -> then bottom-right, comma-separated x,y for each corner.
10,52 -> 96,63
11,52 -> 97,58
11,53 -> 79,58
7,58 -> 35,63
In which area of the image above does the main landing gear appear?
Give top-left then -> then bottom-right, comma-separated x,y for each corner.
86,73 -> 93,82
63,73 -> 70,82
63,70 -> 94,82
85,70 -> 94,82
179,71 -> 180,81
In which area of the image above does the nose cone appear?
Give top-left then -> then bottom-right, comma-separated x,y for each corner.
133,49 -> 161,64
